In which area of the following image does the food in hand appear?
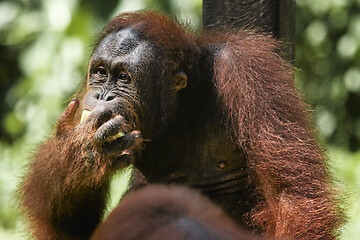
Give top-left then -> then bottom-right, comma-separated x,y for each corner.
80,110 -> 91,123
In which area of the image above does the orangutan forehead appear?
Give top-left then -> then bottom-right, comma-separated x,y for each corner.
93,28 -> 154,59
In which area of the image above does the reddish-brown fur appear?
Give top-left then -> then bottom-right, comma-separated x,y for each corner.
203,32 -> 344,238
20,10 -> 344,240
91,185 -> 259,240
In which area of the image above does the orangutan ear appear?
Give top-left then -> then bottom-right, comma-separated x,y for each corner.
173,71 -> 187,92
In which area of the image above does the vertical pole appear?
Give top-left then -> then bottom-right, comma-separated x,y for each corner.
202,0 -> 295,62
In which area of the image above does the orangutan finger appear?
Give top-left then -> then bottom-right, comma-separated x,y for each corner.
102,131 -> 142,157
86,106 -> 113,130
94,115 -> 127,144
57,98 -> 79,135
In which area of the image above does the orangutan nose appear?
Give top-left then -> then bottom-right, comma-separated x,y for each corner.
83,90 -> 118,110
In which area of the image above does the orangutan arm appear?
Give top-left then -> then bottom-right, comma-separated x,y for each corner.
21,99 -> 141,240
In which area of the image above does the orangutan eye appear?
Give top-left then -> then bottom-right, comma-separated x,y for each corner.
96,66 -> 107,77
118,72 -> 131,84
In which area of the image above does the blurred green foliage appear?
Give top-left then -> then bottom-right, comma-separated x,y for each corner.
296,0 -> 360,151
0,0 -> 359,239
295,2 -> 360,236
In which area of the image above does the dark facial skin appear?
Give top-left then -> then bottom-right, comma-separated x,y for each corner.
83,28 -> 187,139
83,28 -> 156,136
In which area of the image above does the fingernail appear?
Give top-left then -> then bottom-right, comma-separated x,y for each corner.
133,131 -> 142,138
121,149 -> 132,155
71,97 -> 78,102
